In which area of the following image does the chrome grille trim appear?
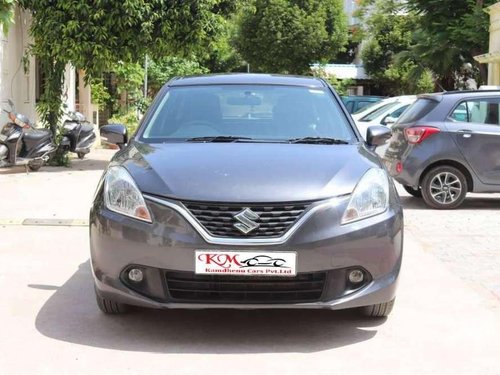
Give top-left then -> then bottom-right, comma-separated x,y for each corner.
182,201 -> 311,238
143,194 -> 347,246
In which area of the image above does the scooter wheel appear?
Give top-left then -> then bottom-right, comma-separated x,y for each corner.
77,152 -> 86,159
28,162 -> 42,172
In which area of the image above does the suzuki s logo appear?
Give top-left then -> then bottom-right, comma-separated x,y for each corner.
233,208 -> 260,234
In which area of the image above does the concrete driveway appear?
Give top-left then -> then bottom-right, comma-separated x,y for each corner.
0,150 -> 499,374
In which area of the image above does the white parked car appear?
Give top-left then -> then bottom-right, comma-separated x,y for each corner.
354,96 -> 417,140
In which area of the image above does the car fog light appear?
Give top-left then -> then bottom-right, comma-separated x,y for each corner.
348,269 -> 364,283
128,268 -> 144,282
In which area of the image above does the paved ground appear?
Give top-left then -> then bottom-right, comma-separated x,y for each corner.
0,149 -> 499,374
400,189 -> 500,310
0,150 -> 111,222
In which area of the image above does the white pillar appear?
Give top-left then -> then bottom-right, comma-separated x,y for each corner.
62,65 -> 76,111
78,70 -> 92,119
78,70 -> 100,148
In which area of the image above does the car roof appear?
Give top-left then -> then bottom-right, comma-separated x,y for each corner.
167,73 -> 327,88
419,90 -> 500,102
374,95 -> 416,104
442,89 -> 500,95
341,95 -> 385,99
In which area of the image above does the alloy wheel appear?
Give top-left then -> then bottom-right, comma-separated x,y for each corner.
429,172 -> 462,204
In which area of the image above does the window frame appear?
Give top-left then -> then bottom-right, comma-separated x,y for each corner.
136,83 -> 358,143
447,97 -> 500,126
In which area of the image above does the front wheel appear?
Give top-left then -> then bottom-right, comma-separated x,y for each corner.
77,152 -> 86,159
28,162 -> 43,172
403,185 -> 422,198
421,166 -> 467,209
360,298 -> 395,318
95,286 -> 129,314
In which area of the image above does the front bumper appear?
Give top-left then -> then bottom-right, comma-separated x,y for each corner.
90,194 -> 403,310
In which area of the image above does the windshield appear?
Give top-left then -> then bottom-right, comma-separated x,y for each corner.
352,100 -> 382,115
359,102 -> 399,122
398,98 -> 438,124
140,85 -> 355,142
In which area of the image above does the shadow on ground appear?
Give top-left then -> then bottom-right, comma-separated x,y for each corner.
400,195 -> 500,210
34,260 -> 383,354
0,155 -> 112,175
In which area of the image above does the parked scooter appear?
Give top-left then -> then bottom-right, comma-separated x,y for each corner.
58,109 -> 96,159
0,100 -> 57,171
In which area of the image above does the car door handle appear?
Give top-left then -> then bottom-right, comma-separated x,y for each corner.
457,129 -> 473,138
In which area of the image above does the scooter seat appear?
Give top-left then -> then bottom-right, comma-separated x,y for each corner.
80,123 -> 94,135
23,129 -> 52,142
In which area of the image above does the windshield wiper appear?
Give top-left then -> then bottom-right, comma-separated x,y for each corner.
287,137 -> 349,145
186,136 -> 253,143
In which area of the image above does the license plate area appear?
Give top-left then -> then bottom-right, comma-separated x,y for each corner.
195,250 -> 297,277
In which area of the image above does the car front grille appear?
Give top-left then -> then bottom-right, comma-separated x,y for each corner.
181,201 -> 311,238
165,271 -> 326,303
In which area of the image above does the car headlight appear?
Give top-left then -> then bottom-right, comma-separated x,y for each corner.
341,168 -> 389,224
104,166 -> 152,223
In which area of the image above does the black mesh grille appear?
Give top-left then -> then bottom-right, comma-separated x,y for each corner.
181,201 -> 311,238
165,271 -> 326,303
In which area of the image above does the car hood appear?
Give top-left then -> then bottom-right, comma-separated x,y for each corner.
114,141 -> 380,202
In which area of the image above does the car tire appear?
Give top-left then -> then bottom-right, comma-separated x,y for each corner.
361,298 -> 395,318
403,185 -> 422,198
95,286 -> 129,314
421,166 -> 467,209
77,152 -> 86,159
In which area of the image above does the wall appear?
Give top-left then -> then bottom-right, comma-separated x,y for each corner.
0,8 -> 36,125
0,7 -> 78,128
488,2 -> 500,85
474,2 -> 500,85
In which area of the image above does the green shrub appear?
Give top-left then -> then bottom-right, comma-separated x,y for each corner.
108,110 -> 140,137
91,79 -> 111,110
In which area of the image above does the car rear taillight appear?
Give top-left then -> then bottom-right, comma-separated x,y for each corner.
404,126 -> 440,144
395,162 -> 403,174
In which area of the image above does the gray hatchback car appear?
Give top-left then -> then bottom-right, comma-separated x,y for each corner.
91,74 -> 403,317
384,90 -> 500,209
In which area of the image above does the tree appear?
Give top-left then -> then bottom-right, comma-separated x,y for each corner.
199,16 -> 247,73
0,0 -> 15,33
113,61 -> 145,111
17,0 -> 238,136
402,0 -> 496,89
235,0 -> 348,74
148,57 -> 208,96
358,0 -> 434,95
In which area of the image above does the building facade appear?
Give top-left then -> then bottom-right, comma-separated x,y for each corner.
0,8 -> 38,123
474,2 -> 500,85
0,7 -> 97,130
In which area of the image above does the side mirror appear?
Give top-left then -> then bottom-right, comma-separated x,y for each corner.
366,125 -> 392,147
101,124 -> 128,148
382,115 -> 396,126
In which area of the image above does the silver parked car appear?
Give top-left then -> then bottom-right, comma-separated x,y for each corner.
91,74 -> 403,317
384,90 -> 500,209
